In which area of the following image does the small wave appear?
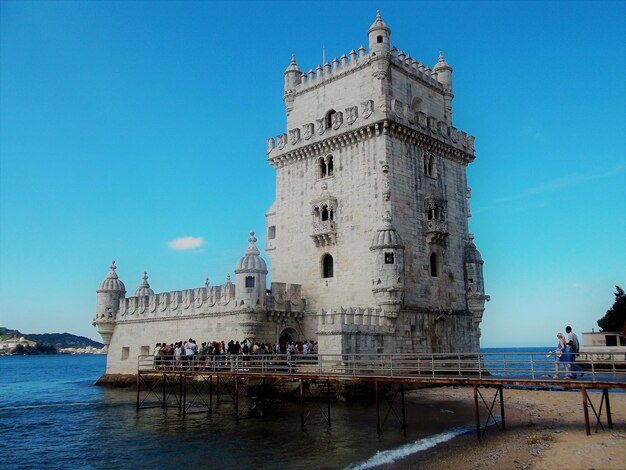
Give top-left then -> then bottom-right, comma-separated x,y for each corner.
0,402 -> 95,411
345,425 -> 475,469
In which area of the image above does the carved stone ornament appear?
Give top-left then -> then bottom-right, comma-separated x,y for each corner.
331,111 -> 343,130
392,99 -> 405,119
277,133 -> 287,149
428,117 -> 438,134
449,127 -> 458,142
316,118 -> 326,135
289,128 -> 300,145
303,123 -> 314,140
417,112 -> 427,129
266,137 -> 275,154
361,100 -> 374,119
467,136 -> 476,152
345,106 -> 358,124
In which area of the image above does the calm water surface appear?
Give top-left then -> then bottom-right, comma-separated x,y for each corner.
0,354 -> 479,469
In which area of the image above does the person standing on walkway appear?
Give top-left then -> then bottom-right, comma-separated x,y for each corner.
552,333 -> 569,378
566,325 -> 583,378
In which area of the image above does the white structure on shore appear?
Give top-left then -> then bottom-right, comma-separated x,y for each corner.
93,12 -> 488,381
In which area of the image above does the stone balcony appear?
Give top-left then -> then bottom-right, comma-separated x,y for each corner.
425,219 -> 448,244
311,220 -> 337,247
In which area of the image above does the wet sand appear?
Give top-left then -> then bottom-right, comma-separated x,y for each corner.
383,387 -> 626,469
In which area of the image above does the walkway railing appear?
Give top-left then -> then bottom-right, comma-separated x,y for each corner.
139,351 -> 626,383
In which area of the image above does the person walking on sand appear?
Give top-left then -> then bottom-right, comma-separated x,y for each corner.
566,325 -> 584,378
552,333 -> 569,378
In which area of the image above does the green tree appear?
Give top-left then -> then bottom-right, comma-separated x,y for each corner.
597,286 -> 626,333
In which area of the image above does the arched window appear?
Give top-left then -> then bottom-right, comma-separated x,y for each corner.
322,254 -> 334,278
321,206 -> 329,221
319,157 -> 327,178
429,253 -> 438,277
325,110 -> 336,129
327,155 -> 334,176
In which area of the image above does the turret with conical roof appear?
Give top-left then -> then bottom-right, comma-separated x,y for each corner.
93,261 -> 126,347
433,51 -> 454,123
235,231 -> 268,308
283,54 -> 301,114
368,10 -> 391,55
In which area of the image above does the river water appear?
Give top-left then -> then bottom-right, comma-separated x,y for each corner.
0,354 -> 493,469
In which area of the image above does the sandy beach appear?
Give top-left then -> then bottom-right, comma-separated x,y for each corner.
383,387 -> 626,469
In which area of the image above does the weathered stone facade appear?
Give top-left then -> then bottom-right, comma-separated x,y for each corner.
93,13 -> 488,379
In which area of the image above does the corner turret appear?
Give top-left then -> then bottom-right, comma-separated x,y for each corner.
370,213 -> 405,326
464,235 -> 490,344
235,231 -> 268,308
368,10 -> 391,55
283,54 -> 301,114
433,52 -> 454,123
93,261 -> 126,347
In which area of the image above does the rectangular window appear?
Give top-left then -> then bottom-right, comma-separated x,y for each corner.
268,226 -> 276,239
121,347 -> 130,360
384,252 -> 394,264
140,346 -> 149,356
245,276 -> 255,288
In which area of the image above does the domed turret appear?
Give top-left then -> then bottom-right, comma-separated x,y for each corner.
97,261 -> 126,293
134,272 -> 155,297
235,231 -> 268,308
433,51 -> 453,90
368,10 -> 391,55
93,261 -> 126,347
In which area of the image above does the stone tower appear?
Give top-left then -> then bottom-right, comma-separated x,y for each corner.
265,12 -> 488,355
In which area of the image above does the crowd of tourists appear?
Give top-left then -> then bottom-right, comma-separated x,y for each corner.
150,338 -> 318,372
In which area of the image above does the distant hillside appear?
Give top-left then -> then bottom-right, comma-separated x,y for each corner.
0,327 -> 103,348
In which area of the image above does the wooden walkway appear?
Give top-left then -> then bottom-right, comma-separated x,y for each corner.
136,352 -> 626,439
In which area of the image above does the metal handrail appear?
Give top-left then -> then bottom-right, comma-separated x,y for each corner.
138,351 -> 626,383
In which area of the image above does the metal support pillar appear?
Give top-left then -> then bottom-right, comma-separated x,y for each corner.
234,375 -> 239,420
400,382 -> 406,436
327,379 -> 332,426
473,384 -> 481,440
582,386 -> 591,435
300,380 -> 305,429
178,373 -> 183,413
375,381 -> 381,437
604,388 -> 613,429
182,374 -> 187,416
136,373 -> 141,411
499,385 -> 506,430
162,374 -> 166,408
209,375 -> 213,413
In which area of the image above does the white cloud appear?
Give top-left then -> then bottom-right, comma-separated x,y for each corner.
167,236 -> 204,250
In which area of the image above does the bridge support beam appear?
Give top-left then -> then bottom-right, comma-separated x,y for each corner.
582,386 -> 613,435
473,384 -> 505,440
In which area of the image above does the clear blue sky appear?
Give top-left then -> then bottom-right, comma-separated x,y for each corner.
1,1 -> 624,347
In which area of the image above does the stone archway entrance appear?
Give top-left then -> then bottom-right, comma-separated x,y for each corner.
278,327 -> 298,352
